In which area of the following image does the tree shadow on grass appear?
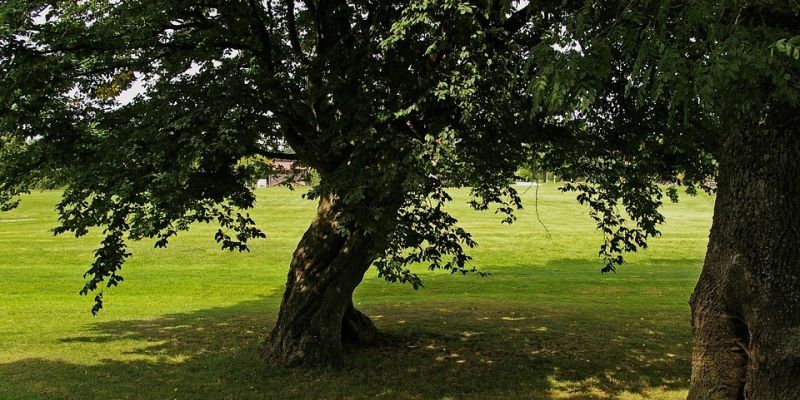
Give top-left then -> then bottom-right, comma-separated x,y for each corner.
367,296 -> 692,399
1,262 -> 694,399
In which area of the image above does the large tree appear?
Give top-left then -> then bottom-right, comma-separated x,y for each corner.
7,1 -> 798,392
0,0 -> 574,366
528,1 -> 800,397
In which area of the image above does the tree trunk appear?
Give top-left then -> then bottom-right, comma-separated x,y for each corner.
262,194 -> 381,367
688,108 -> 800,399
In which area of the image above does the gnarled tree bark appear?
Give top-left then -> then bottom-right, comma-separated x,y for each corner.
688,106 -> 800,399
262,194 -> 381,367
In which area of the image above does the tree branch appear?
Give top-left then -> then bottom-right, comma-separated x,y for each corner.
504,3 -> 534,34
252,149 -> 300,160
284,0 -> 309,63
248,0 -> 274,73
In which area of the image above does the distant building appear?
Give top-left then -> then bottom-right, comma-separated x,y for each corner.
261,160 -> 309,187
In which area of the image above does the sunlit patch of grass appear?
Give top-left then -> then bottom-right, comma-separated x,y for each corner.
0,185 -> 712,399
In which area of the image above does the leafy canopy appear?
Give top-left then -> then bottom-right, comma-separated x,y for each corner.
7,0 -> 785,310
1,0 -> 565,312
521,0 -> 799,271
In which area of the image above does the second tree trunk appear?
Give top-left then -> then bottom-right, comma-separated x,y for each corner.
688,108 -> 800,399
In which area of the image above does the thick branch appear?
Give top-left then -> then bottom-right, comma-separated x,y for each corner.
284,0 -> 309,63
504,3 -> 534,34
468,1 -> 544,48
252,149 -> 300,160
248,0 -> 274,73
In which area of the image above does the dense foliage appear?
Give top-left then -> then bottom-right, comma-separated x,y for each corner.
519,0 -> 798,273
0,1 -> 573,312
3,0 -> 755,309
6,0 -> 794,312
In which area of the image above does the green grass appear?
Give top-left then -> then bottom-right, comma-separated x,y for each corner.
0,185 -> 714,399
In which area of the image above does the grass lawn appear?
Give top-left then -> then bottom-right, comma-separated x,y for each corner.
0,185 -> 713,400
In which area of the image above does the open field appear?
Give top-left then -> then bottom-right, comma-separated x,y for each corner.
0,185 -> 713,399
